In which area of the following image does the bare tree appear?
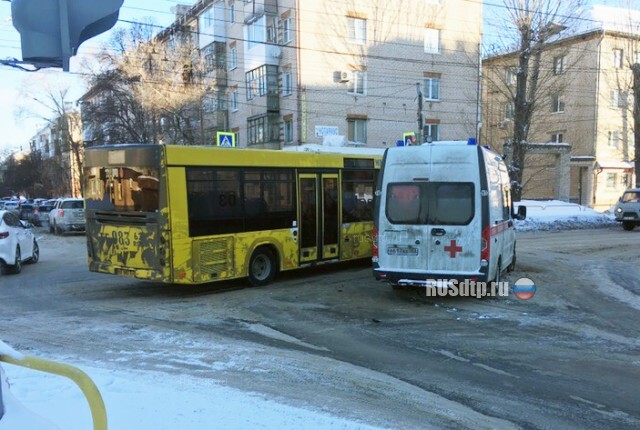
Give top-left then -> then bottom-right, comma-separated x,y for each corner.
493,0 -> 585,200
15,81 -> 84,197
84,21 -> 208,146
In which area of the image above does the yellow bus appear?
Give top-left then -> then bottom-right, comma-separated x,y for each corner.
83,144 -> 382,286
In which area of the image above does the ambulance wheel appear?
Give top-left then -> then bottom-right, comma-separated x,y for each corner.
493,259 -> 502,284
248,247 -> 277,287
622,222 -> 635,231
507,248 -> 516,272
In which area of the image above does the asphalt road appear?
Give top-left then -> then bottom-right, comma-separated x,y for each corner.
1,226 -> 639,429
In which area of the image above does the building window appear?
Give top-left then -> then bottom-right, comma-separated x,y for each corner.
424,28 -> 440,54
622,173 -> 631,188
504,103 -> 515,120
247,16 -> 266,50
606,173 -> 618,189
284,118 -> 293,144
347,71 -> 366,95
267,17 -> 277,43
248,114 -> 279,145
611,90 -> 625,108
423,77 -> 440,101
553,56 -> 565,74
230,45 -> 237,70
282,71 -> 293,96
248,116 -> 266,145
425,122 -> 439,141
347,17 -> 366,44
201,7 -> 215,33
608,130 -> 621,148
282,17 -> 292,44
613,49 -> 624,69
347,118 -> 367,144
246,66 -> 269,100
550,132 -> 564,143
506,67 -> 517,86
231,89 -> 238,112
551,94 -> 565,113
230,2 -> 235,24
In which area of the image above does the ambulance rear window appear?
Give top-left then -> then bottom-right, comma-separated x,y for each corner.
386,182 -> 474,225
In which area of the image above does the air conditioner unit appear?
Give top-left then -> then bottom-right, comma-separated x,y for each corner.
333,71 -> 350,83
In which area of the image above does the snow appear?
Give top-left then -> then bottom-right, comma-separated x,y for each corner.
0,367 -> 59,430
0,340 -> 24,361
514,200 -> 615,232
0,358 -> 382,430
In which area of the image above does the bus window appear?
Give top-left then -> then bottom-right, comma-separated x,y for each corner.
243,169 -> 295,232
187,168 -> 242,236
84,166 -> 159,213
342,170 -> 375,223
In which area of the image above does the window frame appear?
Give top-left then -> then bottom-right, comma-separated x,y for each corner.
551,94 -> 565,113
347,17 -> 366,45
424,28 -> 440,54
423,77 -> 440,101
347,118 -> 367,144
347,70 -> 367,96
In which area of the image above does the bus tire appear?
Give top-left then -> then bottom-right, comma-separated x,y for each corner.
622,221 -> 635,231
248,247 -> 277,287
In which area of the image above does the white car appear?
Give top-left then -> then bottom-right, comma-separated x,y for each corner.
48,198 -> 85,234
0,210 -> 39,275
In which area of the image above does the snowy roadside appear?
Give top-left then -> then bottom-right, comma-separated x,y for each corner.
514,200 -> 616,232
1,358 -> 383,430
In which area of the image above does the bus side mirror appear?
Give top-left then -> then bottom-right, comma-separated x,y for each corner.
515,205 -> 527,221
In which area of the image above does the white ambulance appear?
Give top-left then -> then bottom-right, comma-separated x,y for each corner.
372,141 -> 526,287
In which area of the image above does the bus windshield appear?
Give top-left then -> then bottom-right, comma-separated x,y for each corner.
84,166 -> 160,213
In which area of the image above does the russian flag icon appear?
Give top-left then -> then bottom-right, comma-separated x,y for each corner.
514,278 -> 536,300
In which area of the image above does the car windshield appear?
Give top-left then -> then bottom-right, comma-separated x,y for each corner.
621,192 -> 640,203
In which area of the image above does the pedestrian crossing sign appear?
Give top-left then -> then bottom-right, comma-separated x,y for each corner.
216,132 -> 236,147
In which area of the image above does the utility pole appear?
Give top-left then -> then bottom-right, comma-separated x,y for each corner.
416,83 -> 423,144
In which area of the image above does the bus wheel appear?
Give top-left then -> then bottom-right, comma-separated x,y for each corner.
623,221 -> 635,231
248,247 -> 277,287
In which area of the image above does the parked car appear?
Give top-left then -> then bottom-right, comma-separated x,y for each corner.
48,198 -> 85,234
18,204 -> 38,225
614,188 -> 640,231
34,204 -> 53,227
2,201 -> 19,216
0,210 -> 39,275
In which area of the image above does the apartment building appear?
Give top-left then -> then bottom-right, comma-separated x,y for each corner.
27,113 -> 83,198
227,0 -> 482,148
483,12 -> 639,210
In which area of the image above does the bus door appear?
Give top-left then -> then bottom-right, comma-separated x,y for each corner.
298,173 -> 340,263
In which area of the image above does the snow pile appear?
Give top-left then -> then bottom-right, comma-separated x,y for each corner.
514,200 -> 615,232
1,362 -> 382,430
0,340 -> 25,361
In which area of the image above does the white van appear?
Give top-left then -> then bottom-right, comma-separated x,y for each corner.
373,141 -> 526,287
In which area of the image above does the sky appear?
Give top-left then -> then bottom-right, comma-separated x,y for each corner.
0,0 -> 633,157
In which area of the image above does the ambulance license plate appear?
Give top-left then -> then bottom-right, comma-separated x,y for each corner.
387,246 -> 419,256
